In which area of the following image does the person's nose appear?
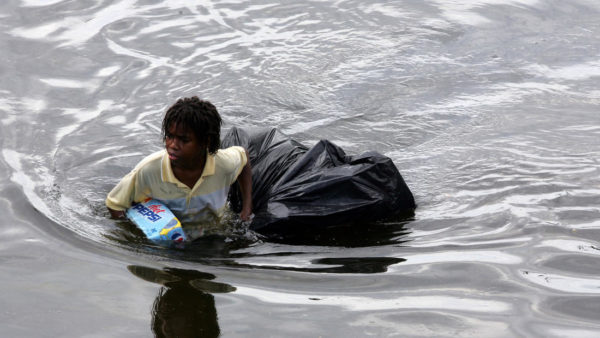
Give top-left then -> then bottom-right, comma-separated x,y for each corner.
167,137 -> 180,150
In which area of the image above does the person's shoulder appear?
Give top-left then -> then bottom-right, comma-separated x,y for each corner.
214,146 -> 246,170
133,149 -> 165,172
216,146 -> 245,160
217,146 -> 245,156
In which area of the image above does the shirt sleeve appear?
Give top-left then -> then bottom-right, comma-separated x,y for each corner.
105,170 -> 139,211
222,146 -> 248,185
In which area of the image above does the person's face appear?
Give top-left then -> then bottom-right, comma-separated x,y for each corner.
165,123 -> 205,169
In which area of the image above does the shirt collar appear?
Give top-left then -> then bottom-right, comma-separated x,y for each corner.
161,149 -> 215,186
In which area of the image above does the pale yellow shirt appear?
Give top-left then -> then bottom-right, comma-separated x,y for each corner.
106,146 -> 247,240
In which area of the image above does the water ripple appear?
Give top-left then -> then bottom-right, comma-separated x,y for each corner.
235,286 -> 513,313
2,0 -> 600,334
521,270 -> 600,294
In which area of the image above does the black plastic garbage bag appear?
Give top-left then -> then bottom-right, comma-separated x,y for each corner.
222,127 -> 416,237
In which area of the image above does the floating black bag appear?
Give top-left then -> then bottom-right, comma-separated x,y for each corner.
222,127 -> 416,238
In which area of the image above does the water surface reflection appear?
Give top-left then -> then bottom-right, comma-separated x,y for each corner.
128,265 -> 236,338
2,0 -> 600,336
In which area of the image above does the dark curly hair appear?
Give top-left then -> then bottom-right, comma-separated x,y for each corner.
161,97 -> 222,154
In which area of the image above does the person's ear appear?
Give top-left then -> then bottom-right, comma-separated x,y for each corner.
199,137 -> 209,150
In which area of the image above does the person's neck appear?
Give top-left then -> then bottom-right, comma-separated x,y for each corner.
172,152 -> 207,189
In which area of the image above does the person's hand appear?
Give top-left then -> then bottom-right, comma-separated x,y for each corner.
240,206 -> 253,222
108,207 -> 126,219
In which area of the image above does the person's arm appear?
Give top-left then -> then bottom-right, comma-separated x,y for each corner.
106,170 -> 138,219
108,208 -> 126,219
237,148 -> 253,221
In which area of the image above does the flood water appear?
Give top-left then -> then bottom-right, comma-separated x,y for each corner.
1,0 -> 600,337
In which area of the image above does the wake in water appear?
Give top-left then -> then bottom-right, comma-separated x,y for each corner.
2,1 -> 600,336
